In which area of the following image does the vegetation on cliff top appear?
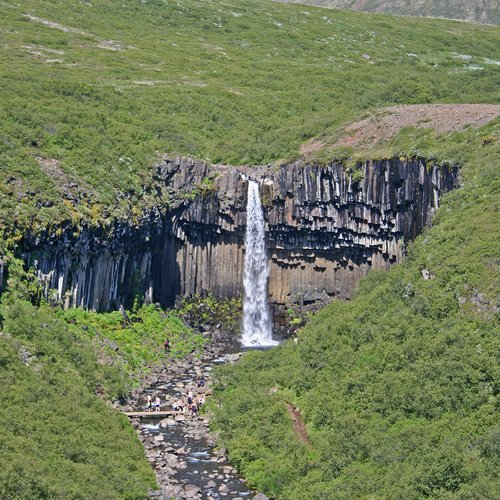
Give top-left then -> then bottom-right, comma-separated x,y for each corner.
212,121 -> 500,498
1,0 -> 499,234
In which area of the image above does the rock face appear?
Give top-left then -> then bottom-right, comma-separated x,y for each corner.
20,156 -> 458,312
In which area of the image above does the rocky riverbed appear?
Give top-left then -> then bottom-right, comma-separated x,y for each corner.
120,344 -> 264,500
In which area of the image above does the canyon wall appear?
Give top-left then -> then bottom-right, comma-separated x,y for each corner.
21,156 -> 458,312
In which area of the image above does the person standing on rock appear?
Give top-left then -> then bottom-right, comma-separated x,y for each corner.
189,401 -> 198,416
146,394 -> 152,412
154,396 -> 161,412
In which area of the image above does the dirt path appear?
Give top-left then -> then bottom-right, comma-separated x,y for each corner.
286,403 -> 311,446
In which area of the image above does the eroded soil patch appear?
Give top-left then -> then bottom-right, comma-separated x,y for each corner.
334,104 -> 500,148
301,104 -> 500,155
286,403 -> 311,446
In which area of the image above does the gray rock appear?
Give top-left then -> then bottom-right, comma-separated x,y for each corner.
226,353 -> 242,363
27,157 -> 456,318
160,418 -> 177,428
105,339 -> 119,352
18,346 -> 35,366
421,269 -> 432,280
184,484 -> 201,498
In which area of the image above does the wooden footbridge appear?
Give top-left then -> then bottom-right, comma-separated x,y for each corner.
124,410 -> 183,418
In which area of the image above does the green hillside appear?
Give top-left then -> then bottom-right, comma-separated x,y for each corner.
1,1 -> 499,498
275,0 -> 500,25
1,0 -> 499,235
0,251 -> 207,498
212,122 -> 500,498
0,259 -> 154,498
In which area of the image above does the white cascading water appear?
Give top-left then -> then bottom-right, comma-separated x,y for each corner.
241,180 -> 277,347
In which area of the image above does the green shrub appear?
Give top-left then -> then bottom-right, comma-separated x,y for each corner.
0,299 -> 157,498
179,294 -> 243,334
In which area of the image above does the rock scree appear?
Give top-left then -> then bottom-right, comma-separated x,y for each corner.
331,104 -> 500,149
122,343 -> 265,500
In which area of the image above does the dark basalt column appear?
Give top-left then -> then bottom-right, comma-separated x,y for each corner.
18,156 -> 459,311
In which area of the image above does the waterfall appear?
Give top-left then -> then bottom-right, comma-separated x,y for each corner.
241,180 -> 277,347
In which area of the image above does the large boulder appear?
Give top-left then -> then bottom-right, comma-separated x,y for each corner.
160,418 -> 177,428
183,484 -> 201,498
252,494 -> 269,500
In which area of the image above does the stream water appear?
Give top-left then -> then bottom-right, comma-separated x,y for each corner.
134,351 -> 254,500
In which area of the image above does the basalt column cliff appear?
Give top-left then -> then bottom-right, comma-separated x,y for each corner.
23,157 -> 458,311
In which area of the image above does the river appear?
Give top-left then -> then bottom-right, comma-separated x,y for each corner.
129,347 -> 257,500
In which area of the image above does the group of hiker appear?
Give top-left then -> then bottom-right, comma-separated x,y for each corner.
143,336 -> 207,414
172,391 -> 206,415
145,394 -> 162,412
144,376 -> 208,415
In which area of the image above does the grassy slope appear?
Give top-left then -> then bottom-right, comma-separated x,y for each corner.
275,0 -> 500,25
60,304 -> 206,377
0,299 -> 156,499
0,0 -> 499,234
212,121 -> 500,499
0,254 -> 206,498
